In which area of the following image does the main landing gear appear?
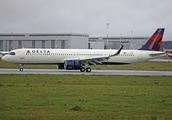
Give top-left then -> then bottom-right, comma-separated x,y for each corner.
80,67 -> 91,72
20,64 -> 23,72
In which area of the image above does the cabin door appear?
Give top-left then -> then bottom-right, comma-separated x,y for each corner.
138,51 -> 142,60
20,50 -> 25,59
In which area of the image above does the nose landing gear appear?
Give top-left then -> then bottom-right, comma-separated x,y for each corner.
20,64 -> 23,72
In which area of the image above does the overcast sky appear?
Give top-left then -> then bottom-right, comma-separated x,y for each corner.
0,0 -> 172,40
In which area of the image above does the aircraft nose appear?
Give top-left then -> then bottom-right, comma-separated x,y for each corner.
1,56 -> 5,61
2,56 -> 8,62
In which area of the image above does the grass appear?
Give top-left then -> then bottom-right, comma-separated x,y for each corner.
0,74 -> 172,119
1,59 -> 172,71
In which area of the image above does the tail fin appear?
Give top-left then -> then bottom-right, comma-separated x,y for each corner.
139,28 -> 165,51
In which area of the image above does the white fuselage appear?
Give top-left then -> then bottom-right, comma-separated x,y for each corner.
2,48 -> 165,65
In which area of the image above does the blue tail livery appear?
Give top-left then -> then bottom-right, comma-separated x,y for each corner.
139,28 -> 165,51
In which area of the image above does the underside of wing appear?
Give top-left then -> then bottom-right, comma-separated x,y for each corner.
79,55 -> 109,65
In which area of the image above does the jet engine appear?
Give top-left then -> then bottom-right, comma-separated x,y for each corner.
64,60 -> 81,70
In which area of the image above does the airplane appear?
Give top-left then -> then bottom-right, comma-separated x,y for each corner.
0,50 -> 10,58
163,48 -> 172,59
2,28 -> 166,72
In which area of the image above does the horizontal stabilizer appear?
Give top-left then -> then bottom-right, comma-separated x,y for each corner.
149,53 -> 166,57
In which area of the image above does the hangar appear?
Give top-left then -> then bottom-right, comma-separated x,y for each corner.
89,37 -> 149,50
0,33 -> 149,51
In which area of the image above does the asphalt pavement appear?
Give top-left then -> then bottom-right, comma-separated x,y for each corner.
0,69 -> 171,76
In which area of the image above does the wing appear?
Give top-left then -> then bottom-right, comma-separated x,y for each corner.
79,45 -> 123,65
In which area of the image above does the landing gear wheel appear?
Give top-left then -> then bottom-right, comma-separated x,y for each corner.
20,64 -> 23,72
80,67 -> 85,72
86,67 -> 91,72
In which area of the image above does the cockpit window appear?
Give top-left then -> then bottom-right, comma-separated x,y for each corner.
10,52 -> 15,55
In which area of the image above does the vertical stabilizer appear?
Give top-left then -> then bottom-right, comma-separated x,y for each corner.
139,28 -> 165,51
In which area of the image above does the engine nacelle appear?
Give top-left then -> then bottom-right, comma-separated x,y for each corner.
64,60 -> 81,70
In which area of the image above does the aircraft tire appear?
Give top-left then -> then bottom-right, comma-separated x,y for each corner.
20,68 -> 23,72
80,67 -> 85,72
86,67 -> 91,72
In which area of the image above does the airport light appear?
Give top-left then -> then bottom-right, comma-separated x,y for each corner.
120,34 -> 122,47
106,23 -> 110,49
131,31 -> 133,50
56,34 -> 57,49
11,32 -> 13,50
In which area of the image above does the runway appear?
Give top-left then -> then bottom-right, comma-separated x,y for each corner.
0,69 -> 172,76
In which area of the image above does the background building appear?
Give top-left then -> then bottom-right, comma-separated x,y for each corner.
89,37 -> 149,50
0,33 -> 89,51
0,33 -> 149,51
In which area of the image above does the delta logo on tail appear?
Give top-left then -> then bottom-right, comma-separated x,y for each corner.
139,28 -> 164,51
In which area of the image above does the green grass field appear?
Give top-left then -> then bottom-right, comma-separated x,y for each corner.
1,59 -> 172,71
0,75 -> 172,120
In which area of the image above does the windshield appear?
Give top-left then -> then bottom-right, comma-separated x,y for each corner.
9,52 -> 15,55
